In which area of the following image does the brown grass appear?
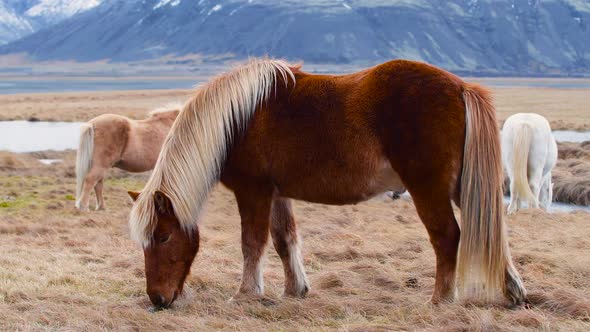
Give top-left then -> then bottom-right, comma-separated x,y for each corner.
1,150 -> 589,331
0,90 -> 193,122
552,159 -> 590,206
558,141 -> 590,161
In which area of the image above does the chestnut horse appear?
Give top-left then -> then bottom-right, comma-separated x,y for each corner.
128,58 -> 526,309
75,106 -> 180,211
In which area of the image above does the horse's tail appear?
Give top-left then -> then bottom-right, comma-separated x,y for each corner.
457,84 -> 526,305
510,123 -> 537,205
75,123 -> 94,208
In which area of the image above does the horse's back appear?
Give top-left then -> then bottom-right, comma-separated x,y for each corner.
223,60 -> 468,204
504,113 -> 551,132
503,113 -> 554,149
119,115 -> 174,172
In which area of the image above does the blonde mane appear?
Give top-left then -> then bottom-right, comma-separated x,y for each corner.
129,58 -> 295,246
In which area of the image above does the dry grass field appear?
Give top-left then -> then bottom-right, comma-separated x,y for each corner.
1,84 -> 590,331
1,151 -> 589,331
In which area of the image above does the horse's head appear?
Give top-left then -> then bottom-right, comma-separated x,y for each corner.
128,190 -> 199,309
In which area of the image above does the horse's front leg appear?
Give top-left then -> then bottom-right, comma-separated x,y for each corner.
234,186 -> 274,296
270,198 -> 309,297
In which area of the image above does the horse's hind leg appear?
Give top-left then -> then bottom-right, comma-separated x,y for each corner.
78,166 -> 106,212
528,168 -> 543,209
270,198 -> 309,297
507,179 -> 519,215
234,186 -> 274,296
94,178 -> 105,210
408,189 -> 460,303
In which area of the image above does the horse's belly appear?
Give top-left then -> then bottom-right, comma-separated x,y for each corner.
276,161 -> 406,205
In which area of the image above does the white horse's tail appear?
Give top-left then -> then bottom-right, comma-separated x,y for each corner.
76,123 -> 94,207
511,123 -> 537,206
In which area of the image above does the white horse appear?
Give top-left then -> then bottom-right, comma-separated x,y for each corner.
501,113 -> 557,214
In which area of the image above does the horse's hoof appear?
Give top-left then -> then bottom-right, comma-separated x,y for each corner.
284,284 -> 310,298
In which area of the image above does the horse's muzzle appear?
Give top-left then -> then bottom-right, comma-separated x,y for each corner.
148,290 -> 178,310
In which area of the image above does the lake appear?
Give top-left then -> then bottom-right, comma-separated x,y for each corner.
1,77 -> 590,94
0,78 -> 199,94
552,130 -> 590,143
0,121 -> 83,152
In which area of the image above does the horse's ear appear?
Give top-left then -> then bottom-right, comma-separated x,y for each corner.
128,191 -> 141,202
154,190 -> 173,215
289,62 -> 303,72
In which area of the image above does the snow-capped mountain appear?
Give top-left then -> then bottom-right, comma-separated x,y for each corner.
1,0 -> 590,75
0,0 -> 101,44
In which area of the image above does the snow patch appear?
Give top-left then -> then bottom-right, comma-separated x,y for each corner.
153,0 -> 181,10
26,0 -> 101,18
208,4 -> 222,16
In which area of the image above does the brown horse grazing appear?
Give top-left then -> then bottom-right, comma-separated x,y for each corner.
128,58 -> 526,309
75,105 -> 180,211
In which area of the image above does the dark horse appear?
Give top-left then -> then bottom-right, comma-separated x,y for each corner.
128,58 -> 526,309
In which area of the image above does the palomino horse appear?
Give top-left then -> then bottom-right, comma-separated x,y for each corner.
128,58 -> 526,309
75,106 -> 180,211
502,113 -> 557,214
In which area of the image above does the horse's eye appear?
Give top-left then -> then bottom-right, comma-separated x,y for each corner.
159,234 -> 171,244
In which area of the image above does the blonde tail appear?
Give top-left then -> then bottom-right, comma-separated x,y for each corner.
75,123 -> 94,208
457,84 -> 526,305
511,124 -> 537,205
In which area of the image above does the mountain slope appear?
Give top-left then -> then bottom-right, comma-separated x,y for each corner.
0,0 -> 101,44
1,0 -> 589,75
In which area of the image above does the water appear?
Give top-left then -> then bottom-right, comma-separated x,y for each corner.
552,130 -> 590,143
476,80 -> 590,89
1,77 -> 590,94
39,159 -> 63,165
0,121 -> 82,152
0,78 -> 198,94
547,201 -> 590,213
501,196 -> 590,213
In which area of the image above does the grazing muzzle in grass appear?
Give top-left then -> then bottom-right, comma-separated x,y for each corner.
129,190 -> 200,309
